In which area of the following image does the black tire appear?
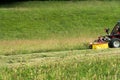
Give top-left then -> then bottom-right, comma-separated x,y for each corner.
109,38 -> 120,48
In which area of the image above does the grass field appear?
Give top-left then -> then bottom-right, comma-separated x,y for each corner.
0,1 -> 120,40
0,1 -> 120,53
0,49 -> 120,80
0,1 -> 120,80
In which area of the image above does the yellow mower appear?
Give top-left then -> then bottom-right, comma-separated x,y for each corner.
90,21 -> 120,49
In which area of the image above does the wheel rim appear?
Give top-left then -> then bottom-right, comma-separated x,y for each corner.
113,41 -> 120,48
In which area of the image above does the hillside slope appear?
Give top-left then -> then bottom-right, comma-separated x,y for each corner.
0,1 -> 120,40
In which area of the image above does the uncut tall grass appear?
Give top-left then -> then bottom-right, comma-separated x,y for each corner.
0,1 -> 120,53
0,1 -> 120,40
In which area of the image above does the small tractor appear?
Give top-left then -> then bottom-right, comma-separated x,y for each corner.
90,21 -> 120,49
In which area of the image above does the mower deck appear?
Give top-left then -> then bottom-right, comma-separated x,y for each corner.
91,42 -> 108,49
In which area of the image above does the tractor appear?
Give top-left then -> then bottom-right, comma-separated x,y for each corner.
90,21 -> 120,49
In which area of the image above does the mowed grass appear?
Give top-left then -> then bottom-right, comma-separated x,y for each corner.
0,1 -> 120,53
0,49 -> 119,80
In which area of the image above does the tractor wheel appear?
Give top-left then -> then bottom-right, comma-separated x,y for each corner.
109,38 -> 120,48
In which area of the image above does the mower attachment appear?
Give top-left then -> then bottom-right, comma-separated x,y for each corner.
90,42 -> 108,49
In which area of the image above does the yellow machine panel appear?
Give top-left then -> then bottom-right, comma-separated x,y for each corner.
92,43 -> 108,49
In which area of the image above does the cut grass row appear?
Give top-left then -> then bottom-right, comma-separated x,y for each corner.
0,49 -> 119,80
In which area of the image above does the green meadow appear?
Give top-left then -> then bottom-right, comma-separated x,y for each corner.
0,1 -> 120,80
0,1 -> 120,53
0,1 -> 120,40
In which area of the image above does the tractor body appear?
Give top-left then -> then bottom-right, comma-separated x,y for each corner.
90,21 -> 120,49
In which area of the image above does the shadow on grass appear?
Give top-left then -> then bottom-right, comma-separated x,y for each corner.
0,1 -> 27,7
